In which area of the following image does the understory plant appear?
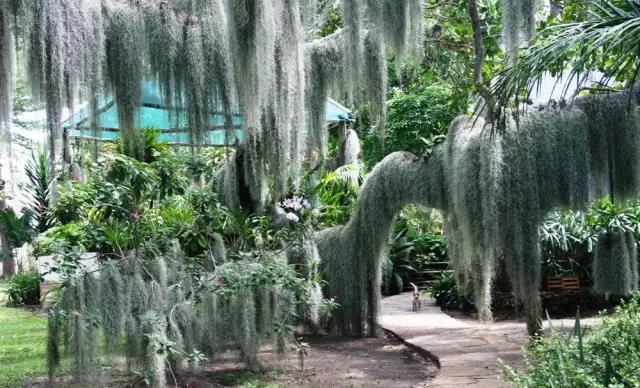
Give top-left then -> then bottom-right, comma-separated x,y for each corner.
503,293 -> 640,387
539,197 -> 640,294
5,272 -> 40,306
43,139 -> 333,385
312,166 -> 362,227
427,271 -> 473,311
0,207 -> 33,261
383,206 -> 448,295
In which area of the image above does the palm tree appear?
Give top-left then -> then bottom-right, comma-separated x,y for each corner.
491,0 -> 640,107
25,152 -> 53,233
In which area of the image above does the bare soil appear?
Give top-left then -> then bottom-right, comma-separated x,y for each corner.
263,333 -> 437,387
28,333 -> 437,388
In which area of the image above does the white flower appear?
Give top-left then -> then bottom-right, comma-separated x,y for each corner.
280,196 -> 305,211
285,212 -> 300,222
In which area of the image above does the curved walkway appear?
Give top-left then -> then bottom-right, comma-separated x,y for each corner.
380,293 -> 598,387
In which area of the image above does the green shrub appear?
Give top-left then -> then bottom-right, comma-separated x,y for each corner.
382,228 -> 418,295
0,208 -> 34,251
426,271 -> 473,310
6,272 -> 41,306
503,294 -> 640,387
313,167 -> 362,227
35,222 -> 87,254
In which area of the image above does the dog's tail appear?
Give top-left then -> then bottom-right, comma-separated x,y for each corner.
410,282 -> 419,293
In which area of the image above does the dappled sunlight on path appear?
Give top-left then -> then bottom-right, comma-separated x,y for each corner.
381,293 -> 599,387
381,293 -> 522,387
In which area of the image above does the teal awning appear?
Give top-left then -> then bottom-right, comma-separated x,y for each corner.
65,81 -> 352,146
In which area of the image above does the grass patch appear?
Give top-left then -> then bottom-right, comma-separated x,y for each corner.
0,306 -> 48,388
0,282 -> 277,387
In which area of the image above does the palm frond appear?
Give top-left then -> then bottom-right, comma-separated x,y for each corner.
491,0 -> 640,108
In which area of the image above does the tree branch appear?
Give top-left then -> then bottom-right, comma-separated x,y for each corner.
467,0 -> 496,121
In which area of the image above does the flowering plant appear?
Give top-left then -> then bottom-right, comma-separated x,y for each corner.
278,195 -> 311,224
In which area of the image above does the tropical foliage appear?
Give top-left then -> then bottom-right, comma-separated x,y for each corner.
3,1 -> 640,386
492,0 -> 640,110
503,294 -> 640,387
0,208 -> 33,255
427,271 -> 473,311
5,272 -> 39,306
360,84 -> 461,168
42,139 -> 333,385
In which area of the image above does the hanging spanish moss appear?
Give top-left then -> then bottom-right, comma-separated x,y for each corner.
383,0 -> 424,63
48,240 -> 326,384
105,3 -> 143,159
237,287 -> 259,367
144,2 -> 180,116
211,232 -> 227,261
101,260 -> 125,352
593,231 -> 636,296
198,0 -> 236,143
343,129 -> 361,168
0,5 -> 13,124
19,0 -> 104,166
216,152 -> 241,212
182,20 -> 208,144
288,238 -> 324,326
317,92 -> 640,336
167,306 -> 185,369
125,269 -> 149,363
86,0 -> 104,157
317,152 -> 439,336
273,288 -> 296,354
142,312 -> 168,388
302,0 -> 423,161
200,289 -> 219,356
340,0 -> 364,104
51,276 -> 100,381
501,0 -> 536,63
46,311 -> 60,381
364,30 -> 387,138
272,0 -> 306,195
2,0 -> 424,208
305,31 -> 343,160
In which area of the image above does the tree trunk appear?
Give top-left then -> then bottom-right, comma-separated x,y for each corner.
0,194 -> 14,277
0,229 -> 13,277
0,130 -> 14,277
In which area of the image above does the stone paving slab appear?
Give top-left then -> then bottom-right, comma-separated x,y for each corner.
380,293 -> 599,387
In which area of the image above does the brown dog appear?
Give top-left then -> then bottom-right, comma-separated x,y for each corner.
410,282 -> 421,312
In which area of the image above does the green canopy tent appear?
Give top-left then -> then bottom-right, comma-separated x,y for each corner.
63,81 -> 352,146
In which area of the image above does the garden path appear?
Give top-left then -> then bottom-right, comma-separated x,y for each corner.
380,293 -> 599,388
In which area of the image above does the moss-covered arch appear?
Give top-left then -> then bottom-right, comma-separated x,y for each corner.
317,93 -> 640,337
